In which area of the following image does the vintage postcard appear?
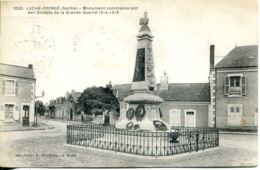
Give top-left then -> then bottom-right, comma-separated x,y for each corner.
0,0 -> 258,168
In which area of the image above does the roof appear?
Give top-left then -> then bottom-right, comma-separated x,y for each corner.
112,83 -> 210,102
0,63 -> 35,79
215,45 -> 258,68
68,92 -> 81,103
112,84 -> 132,101
158,83 -> 210,102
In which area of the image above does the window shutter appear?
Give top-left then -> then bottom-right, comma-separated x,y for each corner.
2,80 -> 5,95
241,76 -> 246,95
224,77 -> 229,95
15,81 -> 18,96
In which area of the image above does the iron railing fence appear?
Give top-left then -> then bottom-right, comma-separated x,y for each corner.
67,124 -> 219,156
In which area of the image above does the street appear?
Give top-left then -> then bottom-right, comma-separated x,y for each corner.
0,119 -> 257,167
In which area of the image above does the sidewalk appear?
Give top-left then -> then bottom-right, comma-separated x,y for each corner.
0,121 -> 55,132
42,117 -> 83,125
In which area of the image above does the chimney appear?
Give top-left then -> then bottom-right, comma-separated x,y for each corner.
210,45 -> 215,70
106,81 -> 112,89
160,71 -> 168,91
28,64 -> 33,69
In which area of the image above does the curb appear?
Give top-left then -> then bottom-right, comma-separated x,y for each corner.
219,131 -> 258,135
0,126 -> 55,132
64,143 -> 219,160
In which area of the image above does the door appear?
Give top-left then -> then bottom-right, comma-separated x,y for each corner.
185,110 -> 196,127
22,105 -> 30,126
70,109 -> 73,120
5,104 -> 14,122
169,109 -> 181,126
228,105 -> 242,126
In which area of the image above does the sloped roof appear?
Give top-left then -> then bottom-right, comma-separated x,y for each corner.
215,45 -> 258,68
69,92 -> 81,103
112,84 -> 132,100
112,83 -> 210,102
158,83 -> 210,102
0,63 -> 35,79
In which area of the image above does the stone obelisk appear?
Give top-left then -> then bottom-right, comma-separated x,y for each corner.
116,12 -> 169,131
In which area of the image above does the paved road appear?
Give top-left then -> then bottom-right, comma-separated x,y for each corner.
0,119 -> 257,167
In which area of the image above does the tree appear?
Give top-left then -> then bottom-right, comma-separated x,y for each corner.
35,100 -> 46,116
78,86 -> 119,115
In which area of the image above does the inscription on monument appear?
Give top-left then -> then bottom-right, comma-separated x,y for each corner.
133,48 -> 145,82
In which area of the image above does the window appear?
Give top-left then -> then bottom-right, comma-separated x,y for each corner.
224,75 -> 246,96
230,76 -> 240,87
229,105 -> 241,113
5,80 -> 15,95
186,111 -> 194,115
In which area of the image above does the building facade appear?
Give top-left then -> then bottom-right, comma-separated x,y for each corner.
0,63 -> 36,126
48,90 -> 81,121
209,45 -> 258,128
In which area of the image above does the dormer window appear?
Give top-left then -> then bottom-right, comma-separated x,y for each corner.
224,74 -> 246,97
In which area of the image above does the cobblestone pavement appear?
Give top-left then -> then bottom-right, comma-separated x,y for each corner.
0,119 -> 257,167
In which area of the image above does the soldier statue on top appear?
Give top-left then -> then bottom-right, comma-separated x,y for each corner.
139,11 -> 151,32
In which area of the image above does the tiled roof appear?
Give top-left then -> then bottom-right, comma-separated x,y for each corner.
215,45 -> 258,68
0,63 -> 35,79
112,83 -> 210,102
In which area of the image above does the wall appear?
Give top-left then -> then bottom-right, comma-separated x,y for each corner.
0,75 -> 35,125
215,68 -> 258,128
159,101 -> 209,127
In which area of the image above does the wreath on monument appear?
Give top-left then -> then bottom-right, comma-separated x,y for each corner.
135,104 -> 146,121
126,122 -> 134,129
126,108 -> 134,120
153,120 -> 168,131
133,124 -> 140,130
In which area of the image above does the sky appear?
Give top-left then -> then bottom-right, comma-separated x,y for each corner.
0,0 -> 258,103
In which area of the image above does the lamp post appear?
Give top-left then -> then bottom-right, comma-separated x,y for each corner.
35,91 -> 45,126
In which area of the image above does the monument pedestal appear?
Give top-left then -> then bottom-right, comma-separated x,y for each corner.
115,91 -> 170,131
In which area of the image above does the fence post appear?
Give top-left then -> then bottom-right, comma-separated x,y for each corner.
196,130 -> 199,152
66,125 -> 68,144
189,131 -> 192,153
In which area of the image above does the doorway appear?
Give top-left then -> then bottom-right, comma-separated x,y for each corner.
70,109 -> 73,120
185,110 -> 196,127
22,105 -> 30,126
169,109 -> 181,126
228,104 -> 242,126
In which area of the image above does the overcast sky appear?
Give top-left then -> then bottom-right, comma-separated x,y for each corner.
1,0 -> 258,103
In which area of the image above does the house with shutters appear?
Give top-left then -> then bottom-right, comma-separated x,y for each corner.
209,45 -> 258,128
0,63 -> 36,126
